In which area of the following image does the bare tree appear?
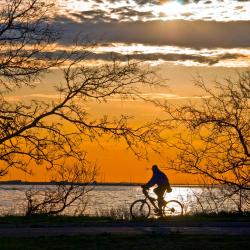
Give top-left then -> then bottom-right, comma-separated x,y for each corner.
187,178 -> 250,214
0,0 -> 61,88
161,71 -> 250,195
25,163 -> 96,216
0,0 -> 164,177
0,59 -> 163,177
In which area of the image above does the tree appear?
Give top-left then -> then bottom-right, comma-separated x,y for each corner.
0,0 -> 60,87
0,0 -> 163,177
25,164 -> 96,216
162,71 -> 250,193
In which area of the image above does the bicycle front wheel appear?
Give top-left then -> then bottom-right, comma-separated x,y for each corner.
130,199 -> 151,219
163,200 -> 183,217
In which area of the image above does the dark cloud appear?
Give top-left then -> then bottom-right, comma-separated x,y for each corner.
85,0 -> 250,5
104,0 -> 162,5
90,0 -> 202,6
111,7 -> 155,19
101,0 -> 250,5
58,1 -> 250,26
52,17 -> 250,49
61,7 -> 155,23
35,50 -> 246,66
71,10 -> 115,22
89,51 -> 245,65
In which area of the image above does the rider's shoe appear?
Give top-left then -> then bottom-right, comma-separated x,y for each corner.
154,208 -> 163,217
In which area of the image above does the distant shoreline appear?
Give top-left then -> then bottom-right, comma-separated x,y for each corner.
0,180 -> 214,188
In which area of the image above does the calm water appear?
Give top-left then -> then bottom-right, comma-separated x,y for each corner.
0,185 -> 248,216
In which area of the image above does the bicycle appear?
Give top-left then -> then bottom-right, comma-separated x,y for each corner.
130,186 -> 183,219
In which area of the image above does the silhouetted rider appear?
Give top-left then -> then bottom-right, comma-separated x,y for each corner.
142,165 -> 172,214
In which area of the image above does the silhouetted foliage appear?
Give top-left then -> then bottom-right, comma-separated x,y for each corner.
188,179 -> 250,214
0,0 -> 61,87
161,71 -> 250,195
0,0 -> 164,177
25,164 -> 96,216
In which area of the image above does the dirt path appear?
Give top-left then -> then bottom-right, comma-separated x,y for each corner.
0,222 -> 249,237
0,226 -> 250,237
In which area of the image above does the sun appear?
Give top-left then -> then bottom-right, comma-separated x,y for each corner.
161,1 -> 184,17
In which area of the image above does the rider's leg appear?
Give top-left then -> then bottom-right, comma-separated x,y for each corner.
153,186 -> 166,214
153,186 -> 160,206
157,186 -> 167,212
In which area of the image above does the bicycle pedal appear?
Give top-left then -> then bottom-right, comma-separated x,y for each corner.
155,211 -> 163,217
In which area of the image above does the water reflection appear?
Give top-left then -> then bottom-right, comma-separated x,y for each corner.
0,185 -> 248,216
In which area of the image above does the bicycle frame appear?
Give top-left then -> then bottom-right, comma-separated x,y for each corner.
130,188 -> 184,219
142,188 -> 159,210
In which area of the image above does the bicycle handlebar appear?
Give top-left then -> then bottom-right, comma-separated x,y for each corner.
141,185 -> 148,193
142,188 -> 148,196
141,186 -> 156,200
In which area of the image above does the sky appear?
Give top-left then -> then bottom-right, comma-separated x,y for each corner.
3,0 -> 250,184
52,0 -> 250,68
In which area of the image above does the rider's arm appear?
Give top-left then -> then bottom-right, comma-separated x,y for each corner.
144,174 -> 156,189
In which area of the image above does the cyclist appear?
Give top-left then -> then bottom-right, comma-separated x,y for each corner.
142,164 -> 172,215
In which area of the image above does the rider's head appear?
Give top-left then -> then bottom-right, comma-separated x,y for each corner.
152,164 -> 158,172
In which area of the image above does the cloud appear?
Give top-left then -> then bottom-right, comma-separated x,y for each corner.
110,7 -> 155,20
139,93 -> 212,100
5,94 -> 62,101
58,0 -> 250,22
140,0 -> 250,3
34,49 -> 248,67
6,92 -> 212,102
63,8 -> 156,22
87,51 -> 246,65
101,92 -> 213,101
98,0 -> 243,5
52,18 -> 250,49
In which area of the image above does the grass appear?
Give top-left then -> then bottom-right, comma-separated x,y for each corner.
0,213 -> 249,249
0,215 -> 114,225
164,211 -> 250,222
0,234 -> 249,250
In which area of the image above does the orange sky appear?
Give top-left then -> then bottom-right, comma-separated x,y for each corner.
1,97 -> 202,184
1,66 -> 247,184
3,141 -> 199,185
1,0 -> 249,185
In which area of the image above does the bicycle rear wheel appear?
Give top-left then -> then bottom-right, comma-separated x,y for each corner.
130,199 -> 151,219
163,200 -> 183,217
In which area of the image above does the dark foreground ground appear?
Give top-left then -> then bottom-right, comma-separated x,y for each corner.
0,214 -> 249,250
1,234 -> 250,250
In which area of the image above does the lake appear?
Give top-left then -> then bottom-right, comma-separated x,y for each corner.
0,185 -> 248,216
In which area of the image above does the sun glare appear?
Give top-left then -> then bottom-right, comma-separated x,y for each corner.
161,2 -> 184,17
